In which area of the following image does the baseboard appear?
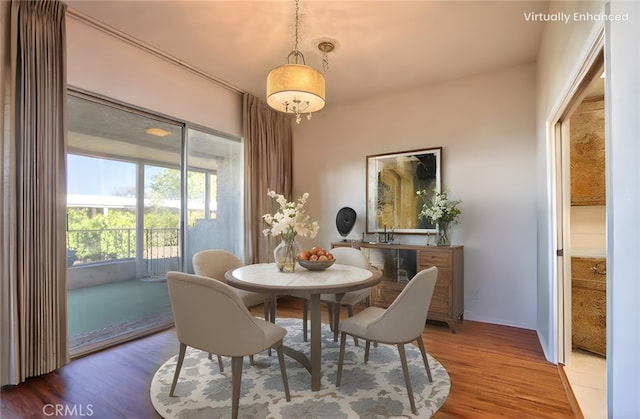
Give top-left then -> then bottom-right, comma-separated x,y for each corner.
558,363 -> 585,419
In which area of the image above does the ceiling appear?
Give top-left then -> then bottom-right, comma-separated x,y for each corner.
66,0 -> 550,106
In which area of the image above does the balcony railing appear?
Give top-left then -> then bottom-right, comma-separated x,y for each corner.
67,228 -> 180,277
144,228 -> 180,278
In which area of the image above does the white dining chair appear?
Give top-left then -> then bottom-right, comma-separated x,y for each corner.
193,250 -> 272,320
167,271 -> 290,419
299,247 -> 374,343
193,249 -> 272,368
336,266 -> 438,415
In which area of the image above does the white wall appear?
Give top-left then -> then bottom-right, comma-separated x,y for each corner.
66,15 -> 242,138
604,2 -> 640,415
293,63 -> 538,329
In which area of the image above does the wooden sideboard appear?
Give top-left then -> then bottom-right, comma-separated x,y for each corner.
332,242 -> 464,332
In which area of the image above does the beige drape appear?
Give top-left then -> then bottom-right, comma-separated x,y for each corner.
1,0 -> 68,386
243,93 -> 293,264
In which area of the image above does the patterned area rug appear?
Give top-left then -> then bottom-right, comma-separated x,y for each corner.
150,318 -> 450,418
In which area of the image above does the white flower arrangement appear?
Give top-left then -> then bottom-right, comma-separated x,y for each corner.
417,189 -> 462,225
262,190 -> 320,241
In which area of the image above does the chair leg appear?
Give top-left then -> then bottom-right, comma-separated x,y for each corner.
249,355 -> 255,365
275,342 -> 291,401
416,338 -> 433,382
263,301 -> 270,322
303,300 -> 308,342
347,305 -> 354,317
327,302 -> 334,331
231,356 -> 244,419
170,343 -> 187,396
336,331 -> 347,387
332,303 -> 341,342
208,353 -> 225,372
397,344 -> 417,415
364,339 -> 371,363
269,295 -> 277,324
268,296 -> 277,356
347,306 -> 359,346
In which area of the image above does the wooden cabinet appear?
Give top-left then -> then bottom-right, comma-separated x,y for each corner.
571,257 -> 606,356
331,242 -> 464,332
417,246 -> 464,331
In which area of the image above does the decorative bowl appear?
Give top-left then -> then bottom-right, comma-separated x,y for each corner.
297,258 -> 336,271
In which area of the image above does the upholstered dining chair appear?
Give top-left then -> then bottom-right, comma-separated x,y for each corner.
193,249 -> 271,320
192,249 -> 272,369
301,247 -> 374,343
166,271 -> 291,419
335,266 -> 438,415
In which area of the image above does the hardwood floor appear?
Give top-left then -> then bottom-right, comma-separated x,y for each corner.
1,297 -> 575,418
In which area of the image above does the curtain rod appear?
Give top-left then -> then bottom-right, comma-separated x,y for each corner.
66,8 -> 245,97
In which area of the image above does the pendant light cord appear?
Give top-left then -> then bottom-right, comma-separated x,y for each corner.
287,0 -> 305,65
294,0 -> 300,53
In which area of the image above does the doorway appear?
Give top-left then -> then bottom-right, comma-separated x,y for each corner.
555,51 -> 607,418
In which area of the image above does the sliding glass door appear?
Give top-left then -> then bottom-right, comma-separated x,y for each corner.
143,164 -> 181,279
184,128 -> 243,273
66,93 -> 243,355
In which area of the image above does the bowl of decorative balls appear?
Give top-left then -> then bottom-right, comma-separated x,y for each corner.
296,246 -> 336,271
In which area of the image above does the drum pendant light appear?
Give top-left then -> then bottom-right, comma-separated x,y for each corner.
266,0 -> 325,124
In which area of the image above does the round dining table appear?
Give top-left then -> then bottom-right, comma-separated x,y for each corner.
225,262 -> 382,391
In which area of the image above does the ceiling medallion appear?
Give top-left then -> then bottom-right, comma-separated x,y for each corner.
317,41 -> 335,72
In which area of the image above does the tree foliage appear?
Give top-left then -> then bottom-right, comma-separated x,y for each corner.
66,167 -> 211,264
67,208 -> 137,262
146,168 -> 206,201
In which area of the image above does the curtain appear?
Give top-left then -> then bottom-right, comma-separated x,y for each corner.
1,0 -> 68,386
242,93 -> 293,264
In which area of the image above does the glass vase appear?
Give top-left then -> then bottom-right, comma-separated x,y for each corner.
274,236 -> 301,273
437,222 -> 451,246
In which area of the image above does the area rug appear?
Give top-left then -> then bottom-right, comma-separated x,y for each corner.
150,318 -> 450,418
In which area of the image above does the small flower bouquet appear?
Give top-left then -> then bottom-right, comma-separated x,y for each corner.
417,189 -> 462,245
262,190 -> 319,271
